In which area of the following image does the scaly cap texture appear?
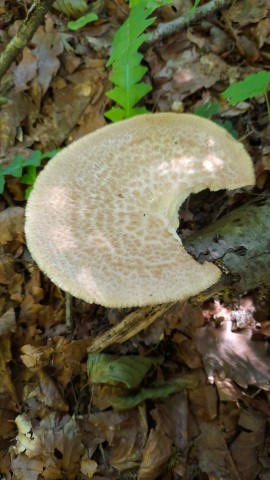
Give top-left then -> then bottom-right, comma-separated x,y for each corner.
25,113 -> 255,307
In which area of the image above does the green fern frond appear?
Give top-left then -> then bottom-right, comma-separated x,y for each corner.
105,0 -> 171,122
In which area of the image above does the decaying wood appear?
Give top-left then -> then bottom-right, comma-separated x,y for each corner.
184,194 -> 270,295
88,194 -> 270,353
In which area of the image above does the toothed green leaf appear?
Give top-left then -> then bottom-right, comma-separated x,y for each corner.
106,0 -> 171,121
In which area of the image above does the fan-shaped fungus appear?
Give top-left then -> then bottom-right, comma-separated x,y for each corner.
25,113 -> 255,307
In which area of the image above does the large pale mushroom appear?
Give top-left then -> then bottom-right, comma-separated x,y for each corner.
25,113 -> 255,307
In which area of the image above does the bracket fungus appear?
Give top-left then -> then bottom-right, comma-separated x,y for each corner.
25,113 -> 255,308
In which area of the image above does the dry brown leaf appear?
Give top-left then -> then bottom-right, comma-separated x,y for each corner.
10,453 -> 45,480
0,207 -> 25,245
31,25 -> 64,94
13,47 -> 37,91
230,409 -> 266,479
195,320 -> 270,390
150,51 -> 236,110
82,409 -> 147,472
30,66 -> 106,150
165,301 -> 205,337
214,376 -> 242,402
0,256 -> 16,284
137,428 -> 172,480
0,308 -> 16,335
189,421 -> 240,479
37,369 -> 68,412
253,17 -> 270,49
21,337 -> 91,388
236,35 -> 260,62
19,294 -> 56,331
5,177 -> 26,201
91,383 -> 128,410
0,337 -> 19,406
227,0 -> 269,26
173,333 -> 203,368
0,92 -> 31,156
0,449 -> 11,480
47,337 -> 91,388
188,370 -> 218,421
219,403 -> 240,443
11,414 -> 81,479
8,272 -> 24,303
150,392 -> 189,451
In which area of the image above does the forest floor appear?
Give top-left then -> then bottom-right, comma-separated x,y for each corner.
0,0 -> 270,479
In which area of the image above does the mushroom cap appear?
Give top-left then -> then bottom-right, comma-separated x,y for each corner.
25,113 -> 255,307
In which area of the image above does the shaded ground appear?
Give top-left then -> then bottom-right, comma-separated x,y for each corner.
0,0 -> 270,479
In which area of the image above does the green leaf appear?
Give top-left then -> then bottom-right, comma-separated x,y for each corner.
109,64 -> 148,88
21,166 -> 37,185
40,149 -> 61,160
215,119 -> 238,139
21,149 -> 60,169
0,167 -> 5,194
194,101 -> 220,119
87,353 -> 163,389
105,106 -> 149,122
24,186 -> 33,199
68,12 -> 98,30
111,374 -> 198,410
223,71 -> 270,105
0,149 -> 60,197
106,0 -> 171,120
3,156 -> 24,177
104,107 -> 127,122
22,151 -> 42,168
106,83 -> 152,109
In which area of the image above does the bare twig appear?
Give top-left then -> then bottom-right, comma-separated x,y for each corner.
87,277 -> 229,353
65,292 -> 74,339
146,0 -> 231,47
0,0 -> 55,81
87,303 -> 175,353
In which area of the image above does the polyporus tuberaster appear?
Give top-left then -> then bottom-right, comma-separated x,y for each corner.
25,113 -> 255,307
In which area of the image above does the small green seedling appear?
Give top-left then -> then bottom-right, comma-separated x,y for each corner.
223,71 -> 270,121
0,150 -> 60,198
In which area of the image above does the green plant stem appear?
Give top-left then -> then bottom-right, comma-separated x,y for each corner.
146,0 -> 231,46
0,0 -> 55,82
265,92 -> 270,123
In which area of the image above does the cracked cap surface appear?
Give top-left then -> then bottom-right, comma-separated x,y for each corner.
25,113 -> 255,307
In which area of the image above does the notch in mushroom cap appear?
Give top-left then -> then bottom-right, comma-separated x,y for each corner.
25,113 -> 255,308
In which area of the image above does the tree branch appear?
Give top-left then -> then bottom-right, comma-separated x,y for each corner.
146,0 -> 231,47
0,0 -> 55,81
